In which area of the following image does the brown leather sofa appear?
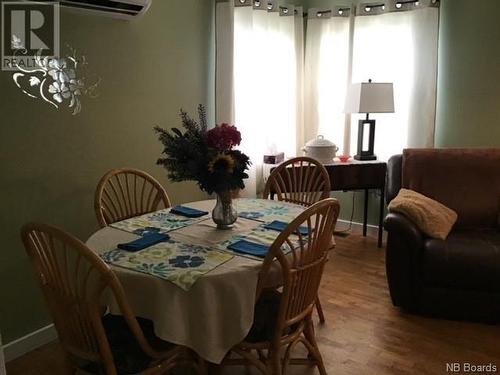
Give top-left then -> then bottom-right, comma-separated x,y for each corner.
384,148 -> 500,322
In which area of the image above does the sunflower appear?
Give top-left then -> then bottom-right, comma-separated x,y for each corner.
208,153 -> 236,174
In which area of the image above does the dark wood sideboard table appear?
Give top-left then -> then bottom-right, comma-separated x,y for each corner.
269,160 -> 387,248
323,161 -> 387,248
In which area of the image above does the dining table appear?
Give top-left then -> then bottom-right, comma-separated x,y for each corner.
85,198 -> 307,364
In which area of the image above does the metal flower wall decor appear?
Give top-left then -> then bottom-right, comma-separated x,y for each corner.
11,35 -> 100,115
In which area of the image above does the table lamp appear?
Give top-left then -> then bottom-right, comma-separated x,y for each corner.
345,79 -> 394,161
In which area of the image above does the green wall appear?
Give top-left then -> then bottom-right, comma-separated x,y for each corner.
435,0 -> 500,147
0,0 -> 215,344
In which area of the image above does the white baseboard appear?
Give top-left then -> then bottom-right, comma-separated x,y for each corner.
2,324 -> 57,363
336,219 -> 383,238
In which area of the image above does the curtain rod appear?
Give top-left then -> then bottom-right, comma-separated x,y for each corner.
302,8 -> 352,18
234,0 -> 439,17
305,0 -> 439,18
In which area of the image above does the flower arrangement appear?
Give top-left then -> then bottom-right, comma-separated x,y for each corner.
154,105 -> 251,195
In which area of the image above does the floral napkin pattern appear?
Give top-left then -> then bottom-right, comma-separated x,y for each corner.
101,240 -> 233,291
236,198 -> 305,224
110,209 -> 208,236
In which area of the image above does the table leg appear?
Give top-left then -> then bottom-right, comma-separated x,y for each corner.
378,186 -> 385,248
363,189 -> 368,237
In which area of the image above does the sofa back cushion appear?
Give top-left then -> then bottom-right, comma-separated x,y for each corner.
402,148 -> 500,228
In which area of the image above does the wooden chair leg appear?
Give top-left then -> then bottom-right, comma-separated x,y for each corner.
315,297 -> 325,324
268,350 -> 282,375
304,319 -> 327,375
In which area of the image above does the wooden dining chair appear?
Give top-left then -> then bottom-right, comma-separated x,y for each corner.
263,157 -> 332,323
95,168 -> 171,228
21,222 -> 205,375
263,157 -> 331,207
222,198 -> 340,375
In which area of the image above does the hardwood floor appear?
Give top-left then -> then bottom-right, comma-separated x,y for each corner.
6,233 -> 500,374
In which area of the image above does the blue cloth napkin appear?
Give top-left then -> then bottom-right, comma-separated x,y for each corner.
263,220 -> 310,236
170,205 -> 208,218
227,240 -> 269,258
117,232 -> 170,252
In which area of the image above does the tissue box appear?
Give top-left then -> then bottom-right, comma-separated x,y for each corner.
263,152 -> 285,164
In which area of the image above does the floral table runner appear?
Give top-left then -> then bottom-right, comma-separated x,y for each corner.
100,239 -> 233,291
236,198 -> 305,224
110,209 -> 209,236
104,199 -> 306,287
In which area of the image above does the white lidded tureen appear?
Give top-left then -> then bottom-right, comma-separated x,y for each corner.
301,135 -> 339,164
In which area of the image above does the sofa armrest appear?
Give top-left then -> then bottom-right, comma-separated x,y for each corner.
384,212 -> 425,310
386,154 -> 402,203
384,212 -> 424,248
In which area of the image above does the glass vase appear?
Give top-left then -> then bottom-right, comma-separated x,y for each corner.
212,190 -> 237,229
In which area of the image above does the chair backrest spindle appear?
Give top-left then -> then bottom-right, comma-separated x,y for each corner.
263,157 -> 331,207
256,198 -> 340,338
95,168 -> 171,227
21,223 -> 165,375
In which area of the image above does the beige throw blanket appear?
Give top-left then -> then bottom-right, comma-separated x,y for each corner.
388,188 -> 458,240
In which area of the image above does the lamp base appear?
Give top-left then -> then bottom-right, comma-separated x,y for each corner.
354,154 -> 377,161
355,118 -> 377,161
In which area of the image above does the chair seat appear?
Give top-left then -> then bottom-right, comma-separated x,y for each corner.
244,289 -> 299,344
76,314 -> 174,375
423,229 -> 500,292
245,289 -> 282,343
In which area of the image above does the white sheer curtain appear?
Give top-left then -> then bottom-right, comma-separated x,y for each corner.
304,14 -> 351,154
351,7 -> 439,160
305,6 -> 439,160
216,2 -> 304,196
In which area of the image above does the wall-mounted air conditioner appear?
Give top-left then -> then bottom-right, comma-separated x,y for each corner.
37,0 -> 152,20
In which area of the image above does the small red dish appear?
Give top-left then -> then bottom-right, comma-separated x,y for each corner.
338,155 -> 350,163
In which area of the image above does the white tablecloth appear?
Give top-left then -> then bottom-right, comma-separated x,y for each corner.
86,199 -> 303,363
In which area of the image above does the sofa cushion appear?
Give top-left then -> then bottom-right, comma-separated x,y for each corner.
388,188 -> 457,239
422,229 -> 500,292
402,148 -> 500,229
